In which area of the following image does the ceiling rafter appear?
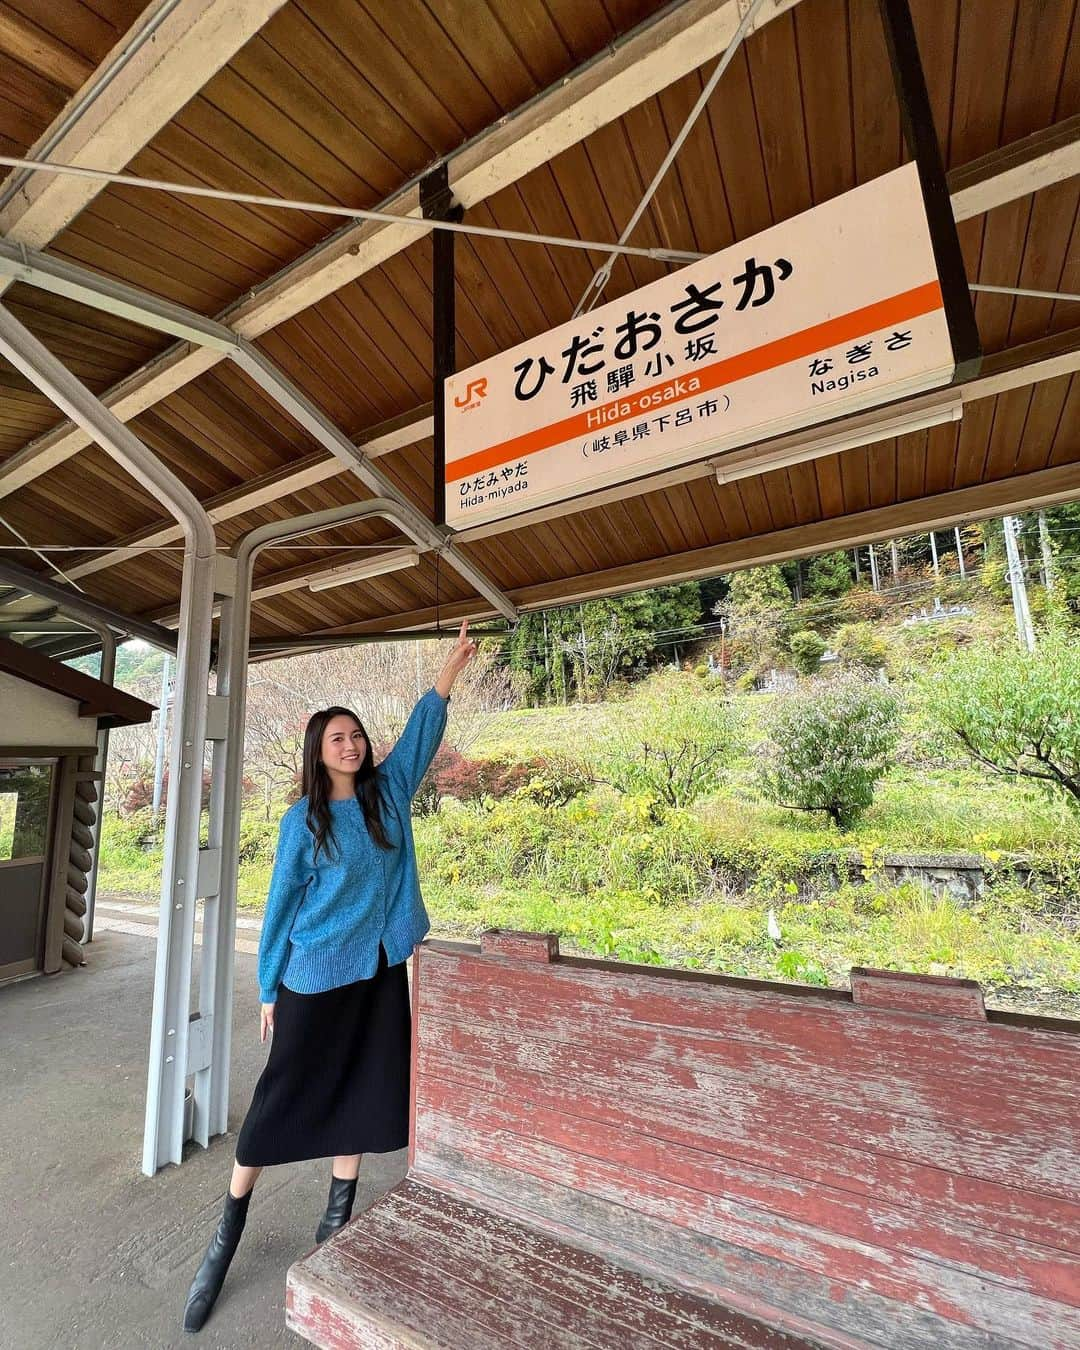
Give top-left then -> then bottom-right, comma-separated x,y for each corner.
0,0 -> 809,498
0,0 -> 288,272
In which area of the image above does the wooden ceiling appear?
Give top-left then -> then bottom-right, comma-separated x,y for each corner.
0,0 -> 1077,649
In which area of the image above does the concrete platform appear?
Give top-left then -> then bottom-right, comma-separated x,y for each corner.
0,929 -> 408,1350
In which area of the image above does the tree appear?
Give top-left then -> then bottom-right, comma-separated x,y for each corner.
713,565 -> 793,675
505,584 -> 703,703
760,672 -> 900,829
929,641 -> 1080,808
805,550 -> 853,598
833,622 -> 889,670
240,639 -> 515,814
599,670 -> 741,819
789,630 -> 826,675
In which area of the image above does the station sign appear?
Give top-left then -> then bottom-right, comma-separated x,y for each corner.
443,162 -> 955,530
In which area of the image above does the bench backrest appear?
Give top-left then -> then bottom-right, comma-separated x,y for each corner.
410,933 -> 1080,1350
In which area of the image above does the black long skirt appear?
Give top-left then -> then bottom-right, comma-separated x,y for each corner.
235,947 -> 411,1167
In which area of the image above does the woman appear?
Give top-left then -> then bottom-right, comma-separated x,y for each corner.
183,621 -> 477,1333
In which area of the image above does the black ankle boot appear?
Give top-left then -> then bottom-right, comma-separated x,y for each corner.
183,1189 -> 252,1333
315,1175 -> 357,1244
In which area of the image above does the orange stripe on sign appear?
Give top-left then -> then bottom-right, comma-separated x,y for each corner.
446,280 -> 944,483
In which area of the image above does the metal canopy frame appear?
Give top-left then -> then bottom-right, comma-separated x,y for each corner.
0,243 -> 519,1174
0,237 -> 518,626
0,302 -> 218,1175
876,0 -> 981,382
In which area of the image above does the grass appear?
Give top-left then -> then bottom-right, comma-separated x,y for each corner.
95,694 -> 1080,1018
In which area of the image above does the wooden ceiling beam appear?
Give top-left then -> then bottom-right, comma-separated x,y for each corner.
0,4 -> 92,91
0,0 -> 804,497
257,459 -> 1080,646
228,0 -> 805,337
948,114 -> 1080,223
0,3 -> 1073,513
59,403 -> 435,582
69,326 -> 1080,593
0,0 -> 288,264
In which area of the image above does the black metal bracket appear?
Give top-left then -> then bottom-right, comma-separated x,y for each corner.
877,0 -> 981,383
421,164 -> 464,528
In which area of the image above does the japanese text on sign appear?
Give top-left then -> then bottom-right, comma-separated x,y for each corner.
444,163 -> 955,530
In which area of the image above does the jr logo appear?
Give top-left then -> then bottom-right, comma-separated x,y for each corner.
454,378 -> 488,410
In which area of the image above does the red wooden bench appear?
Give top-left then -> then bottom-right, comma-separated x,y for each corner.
287,931 -> 1080,1349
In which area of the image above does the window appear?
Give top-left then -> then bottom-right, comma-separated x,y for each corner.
0,764 -> 53,861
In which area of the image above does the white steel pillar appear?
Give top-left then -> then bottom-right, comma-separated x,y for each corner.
207,500 -> 516,1137
1003,514 -> 1036,652
83,620 -> 116,944
0,303 -> 221,1174
198,556 -> 242,1143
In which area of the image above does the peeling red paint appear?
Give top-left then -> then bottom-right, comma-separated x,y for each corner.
289,939 -> 1080,1349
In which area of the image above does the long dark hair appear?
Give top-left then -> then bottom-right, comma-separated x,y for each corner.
302,706 -> 392,859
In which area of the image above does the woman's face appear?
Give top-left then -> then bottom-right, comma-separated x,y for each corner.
320,714 -> 367,777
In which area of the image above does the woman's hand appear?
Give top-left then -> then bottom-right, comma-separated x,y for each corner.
434,619 -> 478,698
260,1003 -> 275,1043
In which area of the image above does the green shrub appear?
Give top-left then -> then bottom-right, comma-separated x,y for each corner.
833,622 -> 889,670
837,587 -> 888,624
928,640 -> 1080,811
789,629 -> 827,675
511,755 -> 593,808
760,672 -> 901,830
597,670 -> 741,818
236,814 -> 280,864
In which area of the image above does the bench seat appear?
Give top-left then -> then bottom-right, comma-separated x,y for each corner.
288,1178 -> 825,1349
288,933 -> 1080,1350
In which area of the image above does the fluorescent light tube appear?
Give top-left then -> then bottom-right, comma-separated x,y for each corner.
307,547 -> 421,593
713,393 -> 963,486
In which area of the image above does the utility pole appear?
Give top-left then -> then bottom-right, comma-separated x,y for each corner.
954,525 -> 966,579
1002,515 -> 1035,651
929,531 -> 940,577
868,543 -> 881,592
152,654 -> 171,823
1038,511 -> 1055,592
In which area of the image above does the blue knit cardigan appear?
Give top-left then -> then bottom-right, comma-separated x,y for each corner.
257,688 -> 447,1003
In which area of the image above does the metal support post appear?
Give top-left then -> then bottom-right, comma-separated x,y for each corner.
197,557 -> 239,1144
1038,510 -> 1055,591
208,497 -> 508,1152
1003,514 -> 1035,651
878,0 -> 981,382
929,530 -> 940,577
83,620 -> 116,945
421,163 -> 462,529
152,653 -> 171,823
954,525 -> 966,579
889,540 -> 900,577
0,302 -> 219,1177
868,543 -> 881,592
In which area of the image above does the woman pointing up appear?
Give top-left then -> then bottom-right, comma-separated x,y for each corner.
183,620 -> 477,1333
